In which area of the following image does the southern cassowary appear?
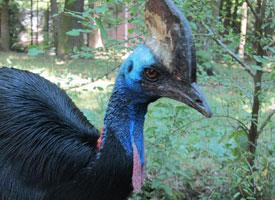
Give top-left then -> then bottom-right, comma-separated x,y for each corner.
0,0 -> 212,199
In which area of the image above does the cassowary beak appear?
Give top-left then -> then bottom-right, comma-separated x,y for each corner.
165,82 -> 212,118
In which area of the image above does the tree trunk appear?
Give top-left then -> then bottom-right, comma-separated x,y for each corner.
115,4 -> 118,40
232,0 -> 240,33
88,29 -> 103,48
43,2 -> 50,45
88,0 -> 103,48
248,72 -> 262,167
50,0 -> 59,54
247,0 -> 267,169
219,0 -> 225,20
36,0 -> 39,44
124,5 -> 128,47
239,2 -> 248,59
0,0 -> 10,51
224,0 -> 232,30
57,0 -> 84,57
30,0 -> 33,45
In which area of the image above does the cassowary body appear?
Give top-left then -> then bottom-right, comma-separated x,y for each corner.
0,1 -> 212,199
0,46 -> 161,200
0,67 -> 134,200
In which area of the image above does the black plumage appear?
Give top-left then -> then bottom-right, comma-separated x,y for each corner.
0,67 -> 133,200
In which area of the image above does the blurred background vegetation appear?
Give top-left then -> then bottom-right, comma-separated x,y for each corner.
0,0 -> 274,199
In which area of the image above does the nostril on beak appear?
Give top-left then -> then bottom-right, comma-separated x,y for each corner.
195,99 -> 203,104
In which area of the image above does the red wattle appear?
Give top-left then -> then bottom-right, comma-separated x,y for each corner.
132,143 -> 144,192
97,128 -> 104,149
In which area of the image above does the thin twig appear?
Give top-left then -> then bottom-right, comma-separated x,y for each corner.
245,0 -> 259,21
64,34 -> 142,91
203,24 -> 255,77
173,114 -> 250,134
65,65 -> 120,91
258,109 -> 275,134
214,115 -> 250,133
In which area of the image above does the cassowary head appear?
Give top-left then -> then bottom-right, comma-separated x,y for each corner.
119,0 -> 212,117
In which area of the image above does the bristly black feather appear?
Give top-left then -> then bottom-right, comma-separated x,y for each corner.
0,67 -> 133,200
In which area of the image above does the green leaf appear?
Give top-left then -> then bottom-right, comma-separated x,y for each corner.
66,29 -> 91,37
28,47 -> 44,56
253,55 -> 269,64
250,64 -> 263,71
95,18 -> 108,40
128,29 -> 135,34
266,47 -> 275,54
94,6 -> 108,14
233,192 -> 241,199
66,29 -> 81,37
228,130 -> 248,157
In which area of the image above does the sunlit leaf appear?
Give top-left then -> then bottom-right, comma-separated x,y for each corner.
28,47 -> 44,56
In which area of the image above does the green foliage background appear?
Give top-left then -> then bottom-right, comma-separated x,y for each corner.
0,0 -> 274,199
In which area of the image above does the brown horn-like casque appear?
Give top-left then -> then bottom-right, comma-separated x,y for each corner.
145,0 -> 197,82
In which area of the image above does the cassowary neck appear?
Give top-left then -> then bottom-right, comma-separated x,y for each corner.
103,84 -> 148,158
100,75 -> 149,191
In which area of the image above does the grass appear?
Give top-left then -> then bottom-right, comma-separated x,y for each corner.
0,52 -> 117,127
0,52 -> 274,199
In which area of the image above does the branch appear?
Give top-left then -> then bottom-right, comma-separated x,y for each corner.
245,0 -> 259,21
175,114 -> 250,134
258,109 -> 275,134
203,24 -> 255,77
65,65 -> 119,91
214,115 -> 250,133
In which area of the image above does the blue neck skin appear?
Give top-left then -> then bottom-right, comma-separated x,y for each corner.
102,76 -> 149,166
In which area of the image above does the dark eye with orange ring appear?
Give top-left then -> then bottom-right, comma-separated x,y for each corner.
143,68 -> 159,82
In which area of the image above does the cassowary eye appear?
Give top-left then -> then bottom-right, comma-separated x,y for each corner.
144,68 -> 159,82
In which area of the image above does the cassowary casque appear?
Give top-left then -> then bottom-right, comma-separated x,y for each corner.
0,0 -> 211,200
